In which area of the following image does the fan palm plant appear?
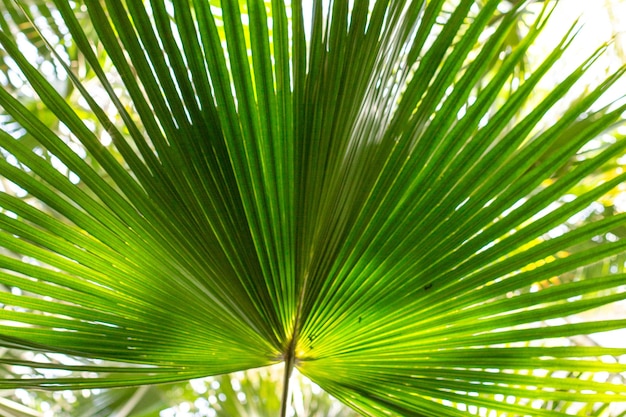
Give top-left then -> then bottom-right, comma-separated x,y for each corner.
0,0 -> 625,415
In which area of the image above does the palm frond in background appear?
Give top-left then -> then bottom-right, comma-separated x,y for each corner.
0,0 -> 625,415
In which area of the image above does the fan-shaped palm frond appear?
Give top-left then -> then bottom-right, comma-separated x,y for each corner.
1,0 -> 625,415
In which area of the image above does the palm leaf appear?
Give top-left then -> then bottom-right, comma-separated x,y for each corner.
1,0 -> 625,415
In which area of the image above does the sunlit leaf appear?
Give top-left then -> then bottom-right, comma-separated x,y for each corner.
1,0 -> 625,415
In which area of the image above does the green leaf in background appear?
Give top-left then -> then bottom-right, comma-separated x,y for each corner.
0,0 -> 625,415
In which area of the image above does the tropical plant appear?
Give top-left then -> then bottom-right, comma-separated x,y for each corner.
0,0 -> 625,416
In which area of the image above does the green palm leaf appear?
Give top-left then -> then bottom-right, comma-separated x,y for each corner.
1,0 -> 625,415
